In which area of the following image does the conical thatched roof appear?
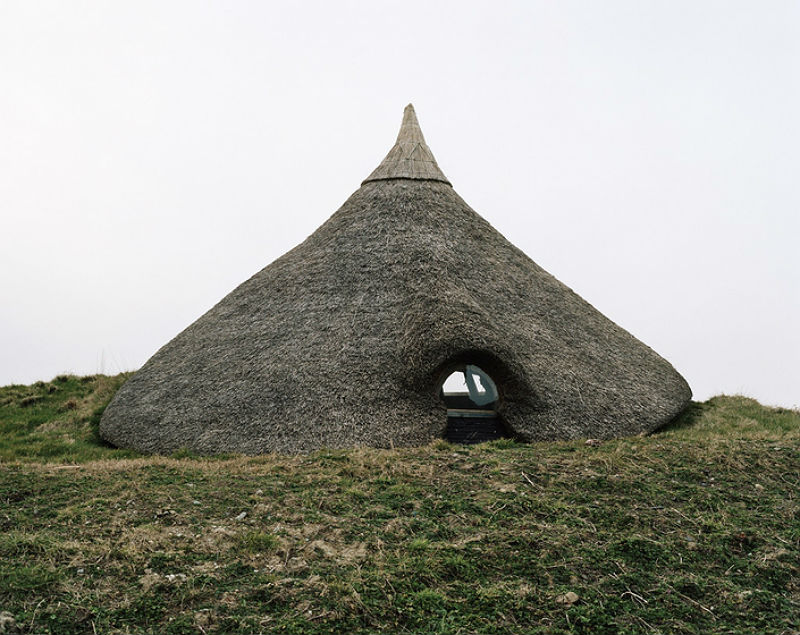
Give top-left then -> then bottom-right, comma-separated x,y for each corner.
100,104 -> 691,455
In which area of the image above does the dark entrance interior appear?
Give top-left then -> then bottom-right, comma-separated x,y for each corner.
440,365 -> 508,444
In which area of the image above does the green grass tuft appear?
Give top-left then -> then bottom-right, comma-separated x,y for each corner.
235,530 -> 280,554
0,373 -> 138,462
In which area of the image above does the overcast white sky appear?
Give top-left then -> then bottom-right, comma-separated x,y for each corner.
1,1 -> 798,407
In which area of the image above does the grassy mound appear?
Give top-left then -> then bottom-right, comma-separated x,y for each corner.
0,375 -> 798,634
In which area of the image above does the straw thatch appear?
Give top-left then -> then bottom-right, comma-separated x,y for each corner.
100,104 -> 691,454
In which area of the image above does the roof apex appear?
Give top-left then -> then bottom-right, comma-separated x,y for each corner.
362,104 -> 451,185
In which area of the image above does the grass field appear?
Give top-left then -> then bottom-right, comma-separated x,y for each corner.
0,375 -> 798,634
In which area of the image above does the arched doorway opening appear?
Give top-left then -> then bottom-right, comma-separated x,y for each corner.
439,365 -> 508,444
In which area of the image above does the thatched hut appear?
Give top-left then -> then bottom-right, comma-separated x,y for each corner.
100,104 -> 691,454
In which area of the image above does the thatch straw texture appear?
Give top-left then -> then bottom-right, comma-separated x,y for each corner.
100,105 -> 691,454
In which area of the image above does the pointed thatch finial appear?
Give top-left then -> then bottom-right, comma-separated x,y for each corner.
363,104 -> 451,185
